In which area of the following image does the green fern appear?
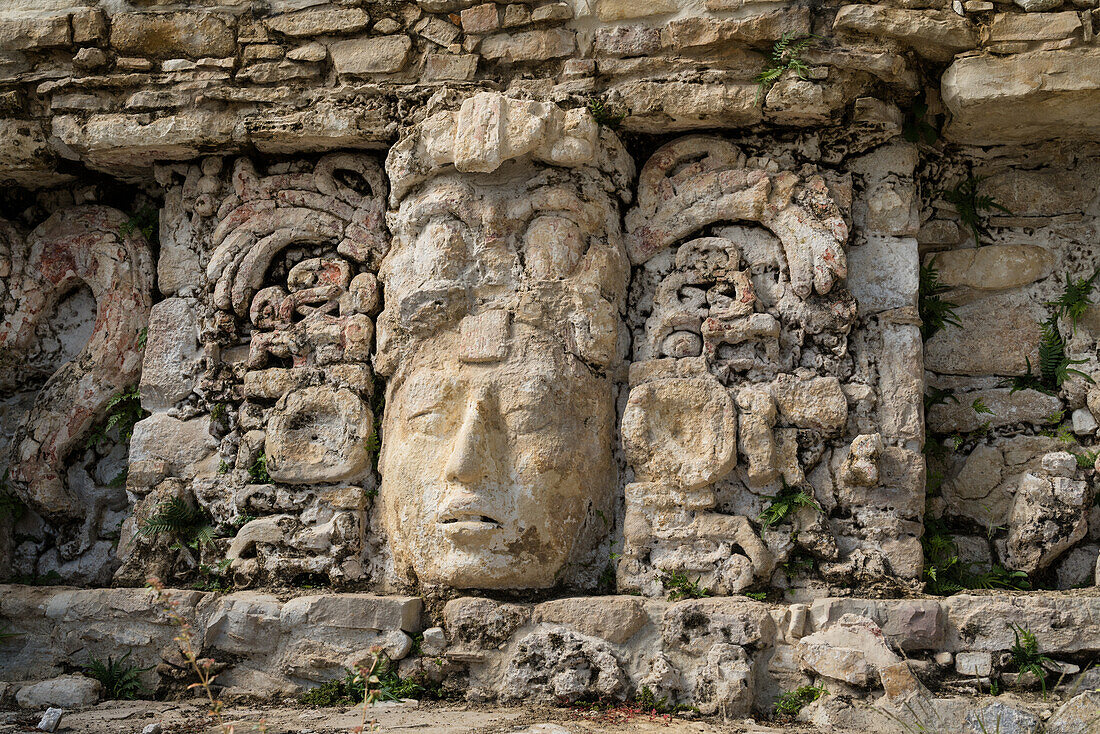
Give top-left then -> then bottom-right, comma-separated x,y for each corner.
1010,624 -> 1054,696
774,685 -> 827,717
586,96 -> 626,127
940,175 -> 1012,244
919,259 -> 962,341
659,571 -> 711,601
754,32 -> 817,103
85,386 -> 149,449
137,497 -> 213,549
1046,268 -> 1100,331
1039,317 -> 1092,389
924,386 -> 959,412
758,482 -> 821,531
83,650 -> 151,700
248,453 -> 271,484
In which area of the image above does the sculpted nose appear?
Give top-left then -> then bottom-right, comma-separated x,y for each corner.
444,397 -> 493,485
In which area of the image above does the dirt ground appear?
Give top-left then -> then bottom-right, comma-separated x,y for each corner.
0,700 -> 830,734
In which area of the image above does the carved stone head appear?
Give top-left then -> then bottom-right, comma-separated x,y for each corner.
378,92 -> 634,589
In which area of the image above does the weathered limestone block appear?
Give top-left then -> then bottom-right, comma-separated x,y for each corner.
501,627 -> 625,703
480,28 -> 576,61
833,5 -> 977,62
265,386 -> 373,484
16,676 -> 101,709
613,80 -> 763,133
943,49 -> 1100,144
661,598 -> 775,655
129,414 -> 217,480
110,12 -> 237,59
966,703 -> 1042,734
280,594 -> 422,634
140,298 -> 201,411
796,614 -> 900,687
1006,461 -> 1089,574
930,245 -> 1054,291
924,294 -> 1043,376
847,236 -> 918,314
1046,691 -> 1100,734
534,597 -> 649,645
203,592 -> 284,656
943,594 -> 1100,653
263,7 -> 370,37
927,388 -> 1063,433
661,8 -> 811,52
621,377 -> 737,489
771,374 -> 848,433
691,643 -> 754,716
0,119 -> 58,187
329,35 -> 413,75
444,597 -> 531,648
596,0 -> 677,20
987,11 -> 1082,42
809,598 -> 945,651
0,10 -> 70,51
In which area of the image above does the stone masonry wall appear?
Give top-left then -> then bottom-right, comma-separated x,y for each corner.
0,0 -> 1099,729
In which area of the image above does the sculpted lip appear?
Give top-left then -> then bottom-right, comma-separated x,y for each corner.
438,509 -> 503,540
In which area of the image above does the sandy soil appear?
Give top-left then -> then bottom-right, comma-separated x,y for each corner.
0,700 -> 831,734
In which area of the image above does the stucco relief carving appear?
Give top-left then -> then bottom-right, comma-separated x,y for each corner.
0,207 -> 154,521
117,154 -> 387,587
618,137 -> 864,596
377,92 -> 634,590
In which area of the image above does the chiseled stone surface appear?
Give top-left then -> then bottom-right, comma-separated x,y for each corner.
0,0 -> 1100,724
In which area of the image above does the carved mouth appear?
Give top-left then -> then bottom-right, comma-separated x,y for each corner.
439,512 -> 502,528
438,511 -> 502,540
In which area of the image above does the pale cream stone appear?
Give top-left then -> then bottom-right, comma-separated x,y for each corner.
377,92 -> 633,590
596,0 -> 677,21
622,377 -> 738,489
930,245 -> 1054,291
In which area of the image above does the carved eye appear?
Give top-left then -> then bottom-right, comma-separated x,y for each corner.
504,407 -> 553,435
408,408 -> 447,436
523,215 -> 585,280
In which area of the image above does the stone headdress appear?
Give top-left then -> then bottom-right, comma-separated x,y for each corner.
375,92 -> 636,380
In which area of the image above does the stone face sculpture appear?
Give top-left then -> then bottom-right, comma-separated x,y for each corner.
619,136 -> 890,596
0,206 -> 154,520
377,92 -> 634,590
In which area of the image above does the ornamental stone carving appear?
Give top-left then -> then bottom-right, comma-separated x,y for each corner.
376,92 -> 634,590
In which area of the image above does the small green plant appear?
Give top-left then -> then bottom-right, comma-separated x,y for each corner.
248,453 -> 271,484
1075,450 -> 1098,470
922,526 -> 965,595
659,571 -> 711,601
919,259 -> 962,341
924,386 -> 959,412
744,591 -> 767,601
1009,624 -> 1053,696
970,565 -> 1031,591
85,386 -> 149,449
301,670 -> 365,706
83,650 -> 151,700
939,175 -> 1011,244
782,551 -> 816,579
1046,268 -> 1100,331
633,686 -> 696,715
217,460 -> 230,475
119,204 -> 159,244
1039,316 -> 1092,390
754,32 -> 817,103
759,482 -> 821,531
586,96 -> 626,127
136,327 -> 148,350
137,497 -> 213,549
107,468 -> 128,488
773,685 -> 827,717
193,558 -> 233,591
209,402 -> 227,424
301,658 -> 433,706
902,95 -> 939,145
971,398 -> 993,416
